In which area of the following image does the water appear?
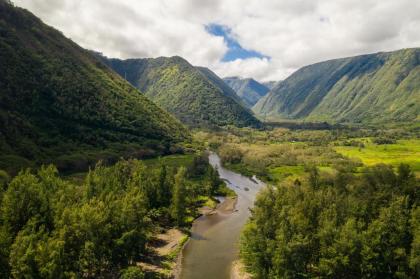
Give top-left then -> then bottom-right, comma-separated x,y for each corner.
180,152 -> 264,279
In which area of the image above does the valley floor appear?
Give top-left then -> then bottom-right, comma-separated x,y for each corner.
195,124 -> 419,278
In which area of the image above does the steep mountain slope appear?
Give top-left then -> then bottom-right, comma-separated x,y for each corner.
0,1 -> 188,173
254,48 -> 420,123
223,77 -> 270,107
262,81 -> 279,90
196,67 -> 245,106
98,55 -> 260,128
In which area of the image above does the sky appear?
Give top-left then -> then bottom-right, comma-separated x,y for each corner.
13,0 -> 420,81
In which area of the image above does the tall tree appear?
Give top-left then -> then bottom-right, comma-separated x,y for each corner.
170,167 -> 187,226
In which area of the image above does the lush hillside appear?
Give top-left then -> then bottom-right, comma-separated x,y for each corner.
97,55 -> 261,128
0,1 -> 189,174
223,77 -> 270,107
254,48 -> 420,123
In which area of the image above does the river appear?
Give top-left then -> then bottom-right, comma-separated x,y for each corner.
180,152 -> 264,279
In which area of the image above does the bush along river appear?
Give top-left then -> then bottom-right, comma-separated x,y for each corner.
179,152 -> 265,279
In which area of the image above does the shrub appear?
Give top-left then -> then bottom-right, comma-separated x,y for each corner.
120,266 -> 145,279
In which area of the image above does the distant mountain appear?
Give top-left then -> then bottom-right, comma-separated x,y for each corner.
262,81 -> 279,90
98,55 -> 261,128
223,77 -> 270,107
0,1 -> 188,173
254,48 -> 420,123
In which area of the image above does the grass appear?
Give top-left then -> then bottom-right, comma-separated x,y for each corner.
334,139 -> 420,176
268,165 -> 306,182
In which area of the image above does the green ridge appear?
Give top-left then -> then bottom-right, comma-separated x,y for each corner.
254,48 -> 420,123
0,2 -> 189,173
98,55 -> 261,128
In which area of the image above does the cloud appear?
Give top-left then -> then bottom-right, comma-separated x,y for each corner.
205,24 -> 270,62
13,0 -> 420,81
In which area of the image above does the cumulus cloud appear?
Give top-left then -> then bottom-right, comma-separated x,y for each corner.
13,0 -> 420,81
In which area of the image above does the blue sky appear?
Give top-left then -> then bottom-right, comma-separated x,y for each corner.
205,24 -> 270,62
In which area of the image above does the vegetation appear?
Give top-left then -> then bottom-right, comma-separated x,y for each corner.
0,1 -> 189,175
1,2 -> 419,278
97,55 -> 261,128
334,139 -> 420,176
196,126 -> 419,278
254,48 -> 420,124
241,164 -> 419,278
0,151 -> 227,278
195,127 -> 364,181
223,77 -> 270,107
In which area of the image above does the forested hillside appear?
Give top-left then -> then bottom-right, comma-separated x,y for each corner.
97,54 -> 261,128
254,48 -> 420,123
223,77 -> 270,107
0,1 -> 188,174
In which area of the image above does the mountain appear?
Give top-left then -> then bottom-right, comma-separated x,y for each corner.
97,55 -> 260,128
196,68 -> 246,106
0,1 -> 189,173
262,81 -> 279,90
254,48 -> 420,123
223,77 -> 270,107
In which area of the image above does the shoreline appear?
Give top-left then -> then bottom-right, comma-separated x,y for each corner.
231,260 -> 252,279
174,195 -> 238,278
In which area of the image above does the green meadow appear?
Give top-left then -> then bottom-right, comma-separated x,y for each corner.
268,165 -> 305,182
334,139 -> 420,175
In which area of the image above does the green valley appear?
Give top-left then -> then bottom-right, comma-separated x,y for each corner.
0,0 -> 419,279
97,55 -> 261,128
198,125 -> 420,278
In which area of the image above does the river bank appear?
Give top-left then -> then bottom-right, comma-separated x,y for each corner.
231,260 -> 252,279
179,152 -> 264,279
175,195 -> 238,278
136,193 -> 238,278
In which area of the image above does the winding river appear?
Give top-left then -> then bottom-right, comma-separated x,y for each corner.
180,153 -> 265,279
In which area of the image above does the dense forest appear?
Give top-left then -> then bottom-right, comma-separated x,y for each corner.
0,1 -> 188,175
241,164 -> 419,278
0,152 -> 227,278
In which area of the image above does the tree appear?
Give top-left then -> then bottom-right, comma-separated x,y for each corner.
120,266 -> 145,279
9,218 -> 47,279
170,167 -> 187,226
410,206 -> 420,277
307,165 -> 320,189
205,166 -> 220,196
156,164 -> 171,207
1,170 -> 49,235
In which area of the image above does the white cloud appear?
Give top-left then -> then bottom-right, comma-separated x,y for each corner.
13,0 -> 420,81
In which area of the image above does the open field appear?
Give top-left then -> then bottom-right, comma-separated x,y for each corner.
334,139 -> 420,176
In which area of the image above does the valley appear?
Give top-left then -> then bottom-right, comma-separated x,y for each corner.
0,1 -> 419,278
